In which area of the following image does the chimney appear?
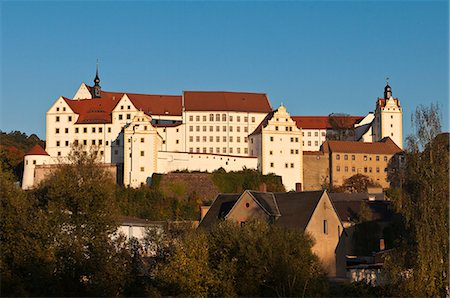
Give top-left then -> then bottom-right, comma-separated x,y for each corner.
296,183 -> 303,192
200,206 -> 210,221
258,182 -> 267,192
379,238 -> 385,251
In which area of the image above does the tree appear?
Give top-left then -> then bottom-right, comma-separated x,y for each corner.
327,114 -> 356,141
155,220 -> 328,297
384,104 -> 449,297
334,174 -> 381,193
33,145 -> 130,296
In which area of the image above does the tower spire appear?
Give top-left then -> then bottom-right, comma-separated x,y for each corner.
384,77 -> 392,99
93,59 -> 101,98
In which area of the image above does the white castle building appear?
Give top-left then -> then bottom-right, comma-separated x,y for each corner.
22,69 -> 402,191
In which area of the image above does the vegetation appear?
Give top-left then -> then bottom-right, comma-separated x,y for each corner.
0,130 -> 44,181
333,174 -> 381,193
384,104 -> 449,297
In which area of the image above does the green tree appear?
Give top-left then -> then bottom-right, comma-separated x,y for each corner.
33,146 -> 130,296
384,104 -> 449,297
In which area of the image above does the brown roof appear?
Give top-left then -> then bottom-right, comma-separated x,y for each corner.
65,89 -> 182,124
183,91 -> 272,113
303,150 -> 325,156
291,116 -> 364,130
25,144 -> 49,156
322,137 -> 402,154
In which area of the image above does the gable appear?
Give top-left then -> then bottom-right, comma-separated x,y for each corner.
47,96 -> 75,115
226,191 -> 271,223
305,192 -> 343,235
73,82 -> 93,100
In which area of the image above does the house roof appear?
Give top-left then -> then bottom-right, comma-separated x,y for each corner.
25,144 -> 49,156
198,193 -> 241,228
248,191 -> 281,217
183,91 -> 272,113
322,137 -> 402,154
329,195 -> 394,223
249,110 -> 276,136
273,191 -> 324,230
291,116 -> 364,130
65,89 -> 182,124
199,190 -> 327,231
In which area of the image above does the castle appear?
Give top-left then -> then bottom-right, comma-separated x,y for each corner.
22,68 -> 403,190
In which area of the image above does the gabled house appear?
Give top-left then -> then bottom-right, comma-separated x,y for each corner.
199,190 -> 346,278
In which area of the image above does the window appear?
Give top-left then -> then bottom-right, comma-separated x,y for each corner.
65,141 -> 69,146
216,114 -> 220,121
120,105 -> 124,110
322,131 -> 326,136
270,162 -> 274,167
216,136 -> 220,142
285,163 -> 288,168
369,167 -> 372,173
108,127 -> 111,133
275,126 -> 279,131
56,141 -> 60,147
65,128 -> 69,133
209,147 -> 213,153
117,140 -> 120,145
336,154 -> 340,160
384,168 -> 388,172
74,140 -> 79,145
68,116 -> 72,122
269,150 -> 273,155
209,126 -> 213,132
237,148 -> 241,154
55,128 -> 60,134
307,132 -> 311,137
189,147 -> 193,152
33,160 -> 36,165
140,138 -> 144,143
344,155 -> 348,160
127,105 -> 130,110
315,141 -> 318,146
308,141 -> 311,146
323,220 -> 328,234
237,116 -> 241,122
203,126 -> 206,132
229,148 -> 233,153
244,116 -> 248,122
223,147 -> 227,153
57,151 -> 61,156
189,136 -> 193,142
196,147 -> 200,153
270,136 -> 274,142
345,166 -> 348,172
336,166 -> 340,172
196,136 -> 200,142
140,151 -> 144,156
99,140 -> 103,145
229,115 -> 233,122
290,163 -> 294,168
352,167 -> 355,172
229,126 -> 233,132
189,116 -> 193,121
230,136 -> 233,142
56,107 -> 59,112
202,136 -> 207,142
210,114 -> 214,121
364,167 -> 368,173
244,137 -> 248,143
244,148 -> 248,154
364,155 -> 368,161
83,140 -> 87,145
223,136 -> 227,142
196,126 -> 200,132
118,114 -> 123,120
196,115 -> 200,121
106,141 -> 109,145
99,127 -> 103,133
140,167 -> 144,172
176,139 -> 179,144
222,114 -> 226,121
216,147 -> 220,153
295,137 -> 299,142
92,127 -> 96,133
92,140 -> 96,145
237,137 -> 241,142
251,117 -> 255,123
352,155 -> 355,160
75,127 -> 79,133
315,132 -> 318,137
244,127 -> 248,133
376,167 -> 380,173
384,156 -> 388,162
216,126 -> 220,132
56,116 -> 60,122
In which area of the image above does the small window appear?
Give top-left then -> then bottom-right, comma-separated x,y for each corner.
75,127 -> 79,133
323,220 -> 328,235
92,140 -> 96,145
270,162 -> 274,167
126,114 -> 131,120
189,116 -> 193,121
56,116 -> 60,122
290,163 -> 294,168
99,140 -> 103,145
120,105 -> 124,110
336,166 -> 340,172
68,116 -> 72,122
237,116 -> 241,122
336,154 -> 340,160
33,160 -> 36,165
56,107 -> 59,112
65,141 -> 69,146
57,151 -> 61,156
140,138 -> 144,143
344,155 -> 348,160
99,127 -> 103,133
65,128 -> 68,133
108,127 -> 111,133
364,155 -> 368,161
92,127 -> 96,133
140,167 -> 144,172
209,114 -> 214,121
83,140 -> 87,145
270,136 -> 274,142
251,117 -> 255,123
352,155 -> 355,160
118,114 -> 123,120
55,128 -> 60,134
127,105 -> 130,110
140,151 -> 144,156
216,114 -> 220,121
56,141 -> 60,147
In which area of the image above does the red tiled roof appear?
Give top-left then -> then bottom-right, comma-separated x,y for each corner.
25,144 -> 49,156
376,98 -> 400,108
291,116 -> 364,130
322,137 -> 402,154
303,151 -> 325,155
65,89 -> 182,124
183,91 -> 272,113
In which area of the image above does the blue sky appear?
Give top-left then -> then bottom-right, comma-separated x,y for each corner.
1,1 -> 448,140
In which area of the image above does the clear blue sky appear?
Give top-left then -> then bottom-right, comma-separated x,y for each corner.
1,1 -> 448,140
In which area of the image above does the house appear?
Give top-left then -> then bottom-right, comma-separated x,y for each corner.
199,190 -> 347,278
